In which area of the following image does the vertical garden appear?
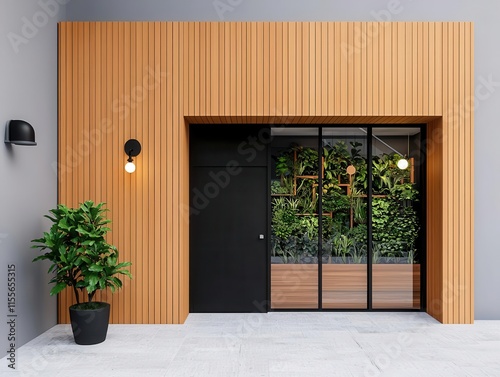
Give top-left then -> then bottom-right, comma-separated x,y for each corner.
270,128 -> 422,310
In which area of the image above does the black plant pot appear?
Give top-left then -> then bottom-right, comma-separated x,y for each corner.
69,302 -> 110,345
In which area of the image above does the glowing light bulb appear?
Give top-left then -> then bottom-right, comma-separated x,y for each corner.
125,160 -> 136,173
397,158 -> 409,170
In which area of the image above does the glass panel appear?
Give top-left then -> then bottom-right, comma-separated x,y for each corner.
321,128 -> 368,309
270,127 -> 319,309
371,128 -> 422,309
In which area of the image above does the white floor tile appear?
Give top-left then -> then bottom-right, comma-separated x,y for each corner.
1,313 -> 499,376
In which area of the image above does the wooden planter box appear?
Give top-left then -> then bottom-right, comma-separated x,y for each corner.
271,264 -> 420,310
322,264 -> 367,309
372,264 -> 421,309
271,264 -> 318,309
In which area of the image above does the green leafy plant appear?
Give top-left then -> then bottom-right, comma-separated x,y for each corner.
271,140 -> 420,266
295,179 -> 318,214
322,182 -> 350,213
351,243 -> 366,264
371,197 -> 419,260
296,146 -> 318,176
350,188 -> 367,225
372,153 -> 410,194
282,236 -> 302,263
271,180 -> 291,195
332,234 -> 353,263
32,201 -> 132,307
272,207 -> 301,239
349,224 -> 367,246
298,216 -> 319,240
273,149 -> 295,195
390,182 -> 419,201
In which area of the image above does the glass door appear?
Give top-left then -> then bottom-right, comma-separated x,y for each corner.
270,127 -> 319,309
269,126 -> 423,311
371,128 -> 422,309
321,128 -> 368,309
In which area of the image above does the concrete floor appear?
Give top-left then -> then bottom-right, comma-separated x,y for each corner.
2,312 -> 500,377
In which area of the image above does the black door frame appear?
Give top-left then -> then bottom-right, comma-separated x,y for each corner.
268,124 -> 427,313
189,125 -> 270,313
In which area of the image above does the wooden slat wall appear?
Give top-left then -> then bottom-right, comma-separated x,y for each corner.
58,21 -> 474,324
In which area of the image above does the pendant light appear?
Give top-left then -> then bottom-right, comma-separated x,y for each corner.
397,133 -> 410,170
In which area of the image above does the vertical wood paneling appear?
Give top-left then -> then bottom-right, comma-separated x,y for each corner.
466,22 -> 474,324
172,22 -> 181,323
58,22 -> 474,324
340,23 -> 347,115
371,23 -> 379,115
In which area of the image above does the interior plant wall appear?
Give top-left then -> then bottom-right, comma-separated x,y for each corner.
58,21 -> 473,324
270,135 -> 422,309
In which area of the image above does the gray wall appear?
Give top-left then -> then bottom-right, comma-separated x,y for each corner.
0,0 -> 63,358
66,0 -> 500,320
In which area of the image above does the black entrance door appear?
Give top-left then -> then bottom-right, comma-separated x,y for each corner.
190,125 -> 268,313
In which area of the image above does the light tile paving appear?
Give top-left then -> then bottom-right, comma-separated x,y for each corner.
2,312 -> 500,377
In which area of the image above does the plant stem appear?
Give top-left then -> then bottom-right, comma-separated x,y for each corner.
72,284 -> 80,304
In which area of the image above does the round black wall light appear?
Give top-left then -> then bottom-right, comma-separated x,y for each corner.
124,139 -> 141,173
4,120 -> 37,146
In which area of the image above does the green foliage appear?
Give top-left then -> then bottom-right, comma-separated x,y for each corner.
275,149 -> 294,177
296,146 -> 318,176
353,159 -> 368,191
332,234 -> 354,263
271,180 -> 292,195
322,182 -> 350,213
372,154 -> 410,194
272,207 -> 301,239
271,140 -> 420,265
271,233 -> 318,264
32,201 -> 132,304
298,216 -> 319,239
349,224 -> 367,245
352,196 -> 367,225
390,182 -> 419,201
371,197 -> 419,259
321,216 -> 335,239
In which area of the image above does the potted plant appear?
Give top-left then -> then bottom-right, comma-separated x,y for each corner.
32,201 -> 132,345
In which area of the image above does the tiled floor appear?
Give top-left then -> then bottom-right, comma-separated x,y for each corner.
2,312 -> 500,376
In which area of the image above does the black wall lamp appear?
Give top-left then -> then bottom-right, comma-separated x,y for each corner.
124,139 -> 141,173
4,120 -> 37,146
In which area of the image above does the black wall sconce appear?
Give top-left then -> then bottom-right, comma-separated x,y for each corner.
124,139 -> 141,173
4,120 -> 37,146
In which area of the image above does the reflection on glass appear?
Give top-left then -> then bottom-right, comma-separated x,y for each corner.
270,129 -> 319,309
371,128 -> 421,309
321,129 -> 367,309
